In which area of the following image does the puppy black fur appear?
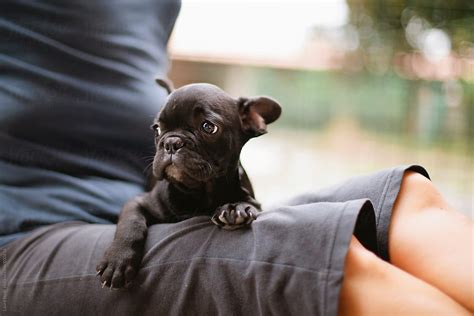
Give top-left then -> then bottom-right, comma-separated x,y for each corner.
96,82 -> 281,288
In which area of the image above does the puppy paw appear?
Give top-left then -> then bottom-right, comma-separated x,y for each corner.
96,245 -> 141,289
211,203 -> 259,230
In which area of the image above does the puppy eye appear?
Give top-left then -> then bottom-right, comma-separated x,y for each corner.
202,120 -> 218,134
151,123 -> 161,136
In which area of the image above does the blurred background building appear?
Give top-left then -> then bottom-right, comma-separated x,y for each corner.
167,0 -> 473,216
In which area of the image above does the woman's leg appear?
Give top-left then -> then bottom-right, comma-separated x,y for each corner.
339,237 -> 469,316
388,171 -> 473,312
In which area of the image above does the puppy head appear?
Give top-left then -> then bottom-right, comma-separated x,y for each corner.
152,82 -> 281,189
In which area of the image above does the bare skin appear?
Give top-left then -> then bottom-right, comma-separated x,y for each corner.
339,237 -> 469,315
389,171 -> 473,312
339,171 -> 473,315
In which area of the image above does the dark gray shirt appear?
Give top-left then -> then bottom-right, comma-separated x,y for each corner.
0,0 -> 181,246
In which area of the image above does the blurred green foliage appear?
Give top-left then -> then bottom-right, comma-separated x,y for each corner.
347,0 -> 474,56
251,67 -> 472,151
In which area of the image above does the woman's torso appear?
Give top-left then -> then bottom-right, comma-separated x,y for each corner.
0,0 -> 181,246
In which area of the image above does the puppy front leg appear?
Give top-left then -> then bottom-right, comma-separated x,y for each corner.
211,197 -> 261,230
212,166 -> 262,230
96,196 -> 150,289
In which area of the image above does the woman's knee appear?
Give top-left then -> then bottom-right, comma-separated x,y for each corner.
389,171 -> 450,264
394,171 -> 449,215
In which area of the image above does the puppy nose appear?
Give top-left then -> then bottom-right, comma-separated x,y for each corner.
164,136 -> 184,154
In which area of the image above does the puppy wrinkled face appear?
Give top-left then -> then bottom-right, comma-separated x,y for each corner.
152,84 -> 243,189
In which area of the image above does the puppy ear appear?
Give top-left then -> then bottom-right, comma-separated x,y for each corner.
238,96 -> 282,137
155,78 -> 175,94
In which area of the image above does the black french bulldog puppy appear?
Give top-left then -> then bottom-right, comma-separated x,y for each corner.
96,81 -> 281,289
